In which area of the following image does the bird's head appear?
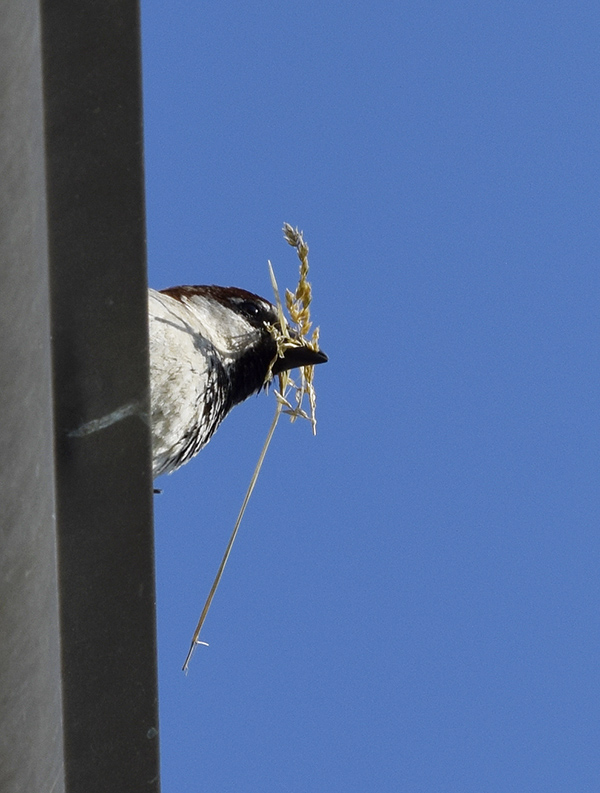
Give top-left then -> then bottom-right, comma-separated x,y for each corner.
159,284 -> 327,405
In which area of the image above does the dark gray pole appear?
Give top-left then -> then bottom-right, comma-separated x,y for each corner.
0,2 -> 65,791
0,1 -> 159,791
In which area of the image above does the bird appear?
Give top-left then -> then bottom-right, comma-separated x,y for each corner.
149,284 -> 328,479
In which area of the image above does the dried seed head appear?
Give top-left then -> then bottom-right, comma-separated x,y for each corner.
266,223 -> 321,434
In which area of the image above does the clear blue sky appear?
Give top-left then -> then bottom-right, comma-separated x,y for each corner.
142,2 -> 599,790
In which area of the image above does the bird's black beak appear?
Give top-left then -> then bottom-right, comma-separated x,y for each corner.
271,344 -> 328,375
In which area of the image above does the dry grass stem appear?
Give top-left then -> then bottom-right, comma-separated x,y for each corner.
182,403 -> 283,673
182,223 -> 321,671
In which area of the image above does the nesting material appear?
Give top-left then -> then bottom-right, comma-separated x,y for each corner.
267,222 -> 320,433
183,224 -> 322,672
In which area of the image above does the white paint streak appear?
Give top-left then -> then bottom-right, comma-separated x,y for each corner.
68,401 -> 147,437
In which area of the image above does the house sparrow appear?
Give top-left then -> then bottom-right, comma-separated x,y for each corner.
149,285 -> 327,479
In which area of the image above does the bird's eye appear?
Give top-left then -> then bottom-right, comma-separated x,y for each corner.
238,300 -> 262,318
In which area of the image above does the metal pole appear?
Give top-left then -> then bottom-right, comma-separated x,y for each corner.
0,1 -> 160,790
